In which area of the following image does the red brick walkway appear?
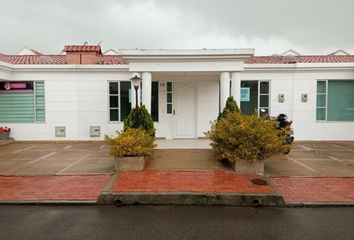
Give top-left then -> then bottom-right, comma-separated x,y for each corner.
111,170 -> 273,193
271,177 -> 354,203
0,175 -> 111,202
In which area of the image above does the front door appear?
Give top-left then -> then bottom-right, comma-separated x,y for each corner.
174,82 -> 196,138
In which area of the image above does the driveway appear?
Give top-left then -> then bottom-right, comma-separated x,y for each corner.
265,141 -> 354,177
0,142 -> 114,176
0,141 -> 353,177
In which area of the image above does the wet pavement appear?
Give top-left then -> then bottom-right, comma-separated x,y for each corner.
265,141 -> 354,177
0,142 -> 114,176
0,205 -> 353,240
0,141 -> 353,177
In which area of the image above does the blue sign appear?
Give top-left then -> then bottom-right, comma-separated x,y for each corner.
240,87 -> 250,102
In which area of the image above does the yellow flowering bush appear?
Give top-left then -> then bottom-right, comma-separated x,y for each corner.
105,128 -> 156,157
206,112 -> 287,163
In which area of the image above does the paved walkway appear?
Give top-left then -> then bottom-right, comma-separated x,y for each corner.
111,170 -> 274,193
271,177 -> 354,204
0,175 -> 111,202
1,141 -> 354,205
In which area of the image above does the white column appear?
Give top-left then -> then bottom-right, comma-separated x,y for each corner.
142,72 -> 152,113
130,72 -> 141,108
219,72 -> 230,111
231,72 -> 242,107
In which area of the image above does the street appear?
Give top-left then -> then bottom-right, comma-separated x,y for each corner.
0,206 -> 353,240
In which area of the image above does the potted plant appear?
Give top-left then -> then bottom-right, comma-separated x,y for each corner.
0,127 -> 11,140
105,128 -> 156,171
105,105 -> 156,171
206,97 -> 287,175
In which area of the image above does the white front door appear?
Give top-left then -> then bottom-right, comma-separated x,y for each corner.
174,82 -> 196,138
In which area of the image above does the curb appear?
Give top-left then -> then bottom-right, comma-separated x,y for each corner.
285,202 -> 354,207
97,192 -> 285,207
0,200 -> 97,205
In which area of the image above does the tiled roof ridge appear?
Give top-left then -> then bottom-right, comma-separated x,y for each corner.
0,54 -> 127,65
245,55 -> 354,64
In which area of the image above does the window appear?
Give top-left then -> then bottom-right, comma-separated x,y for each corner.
166,82 -> 173,114
0,81 -> 45,123
240,81 -> 270,116
316,80 -> 354,121
151,82 -> 159,121
316,81 -> 326,120
109,81 -> 131,122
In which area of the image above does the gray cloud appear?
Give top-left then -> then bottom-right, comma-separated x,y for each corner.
0,0 -> 353,55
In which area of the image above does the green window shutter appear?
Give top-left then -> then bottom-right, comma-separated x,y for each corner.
327,80 -> 354,121
0,93 -> 35,122
151,82 -> 159,122
316,81 -> 327,121
35,82 -> 45,122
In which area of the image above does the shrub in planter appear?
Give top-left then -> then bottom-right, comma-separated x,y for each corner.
206,112 -> 287,173
105,128 -> 156,171
105,128 -> 156,158
123,105 -> 156,136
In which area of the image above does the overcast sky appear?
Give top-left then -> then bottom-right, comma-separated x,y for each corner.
1,0 -> 353,55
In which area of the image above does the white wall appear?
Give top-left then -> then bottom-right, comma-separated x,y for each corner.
197,80 -> 219,137
243,68 -> 354,140
2,64 -> 354,141
3,69 -> 130,140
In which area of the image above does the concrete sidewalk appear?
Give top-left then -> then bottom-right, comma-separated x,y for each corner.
0,141 -> 353,206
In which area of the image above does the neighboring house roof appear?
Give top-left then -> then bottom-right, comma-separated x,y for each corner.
245,55 -> 354,64
103,49 -> 119,55
0,55 -> 126,65
17,47 -> 43,56
280,49 -> 301,56
328,50 -> 350,55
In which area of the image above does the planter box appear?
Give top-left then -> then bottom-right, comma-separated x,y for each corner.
0,132 -> 10,140
232,159 -> 264,175
114,156 -> 148,171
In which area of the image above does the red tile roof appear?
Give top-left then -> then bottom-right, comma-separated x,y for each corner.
245,55 -> 354,64
63,45 -> 102,53
0,55 -> 127,65
0,55 -> 66,64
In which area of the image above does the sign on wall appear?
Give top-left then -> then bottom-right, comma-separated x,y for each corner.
240,87 -> 250,102
0,81 -> 34,93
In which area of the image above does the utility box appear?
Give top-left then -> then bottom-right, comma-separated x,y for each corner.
55,126 -> 66,137
89,126 -> 101,137
278,93 -> 285,103
301,93 -> 308,102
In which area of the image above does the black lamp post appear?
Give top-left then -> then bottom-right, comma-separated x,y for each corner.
130,75 -> 142,107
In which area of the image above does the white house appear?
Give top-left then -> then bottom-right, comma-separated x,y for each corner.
0,45 -> 354,141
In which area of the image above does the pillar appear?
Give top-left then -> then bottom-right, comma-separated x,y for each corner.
231,72 -> 242,107
142,72 -> 152,113
220,72 -> 230,111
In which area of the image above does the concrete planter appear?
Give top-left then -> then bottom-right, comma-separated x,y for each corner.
114,156 -> 148,171
232,159 -> 264,175
0,132 -> 10,140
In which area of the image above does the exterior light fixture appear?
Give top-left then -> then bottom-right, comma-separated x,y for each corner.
130,75 -> 142,107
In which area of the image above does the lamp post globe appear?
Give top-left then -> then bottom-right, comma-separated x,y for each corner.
130,75 -> 142,107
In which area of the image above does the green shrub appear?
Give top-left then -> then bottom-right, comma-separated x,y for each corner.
123,105 -> 155,136
217,96 -> 240,121
206,112 -> 287,163
105,128 -> 156,157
